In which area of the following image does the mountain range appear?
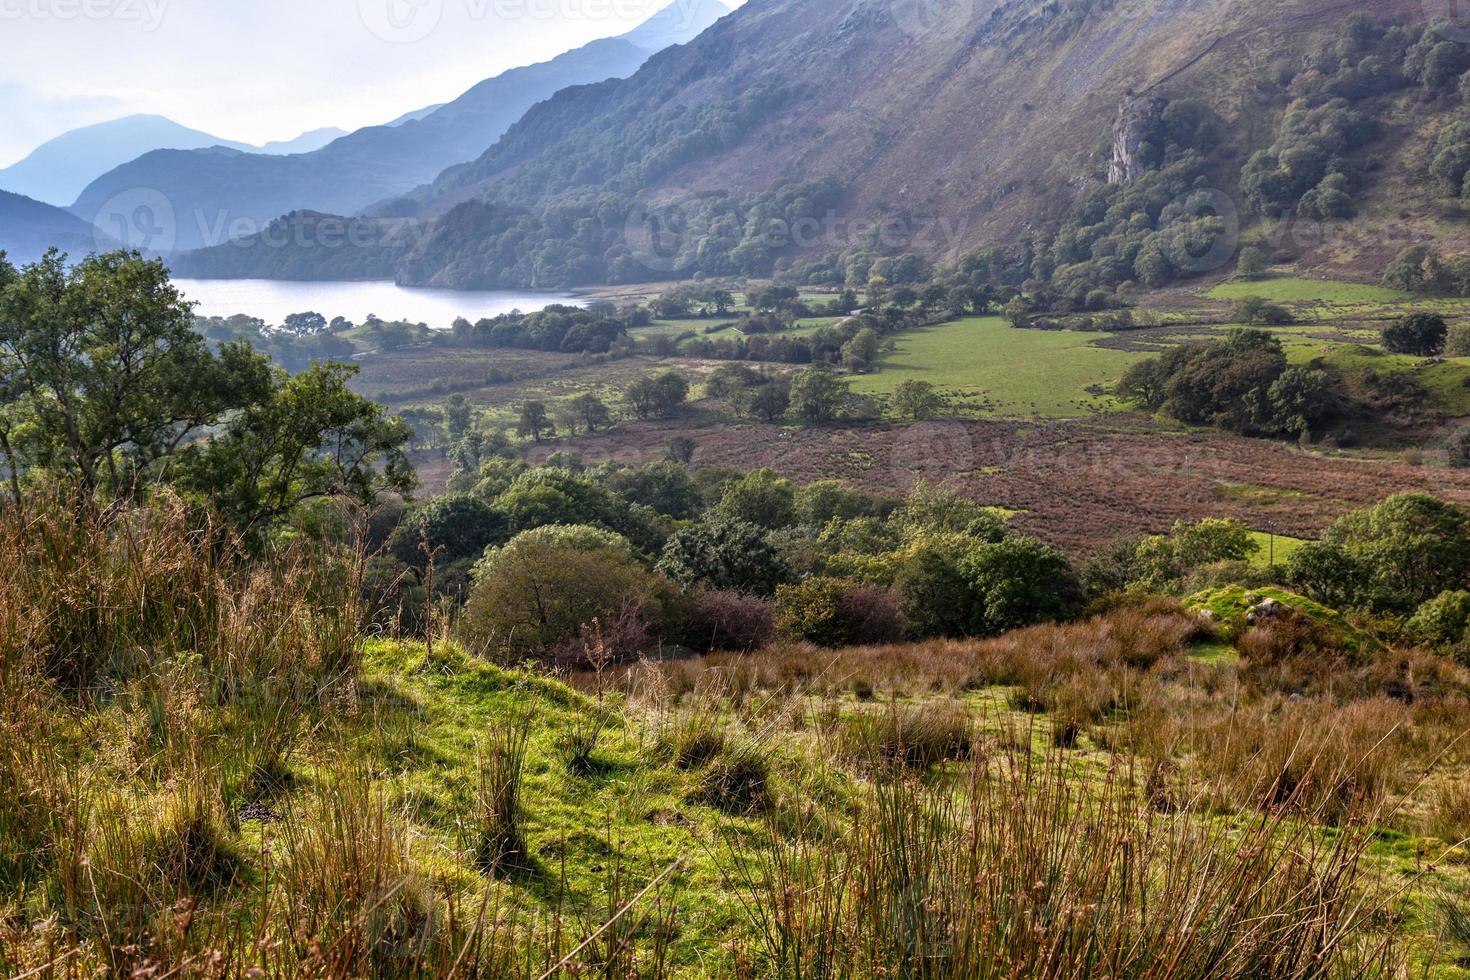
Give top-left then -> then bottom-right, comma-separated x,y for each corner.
0,116 -> 346,207
70,0 -> 731,253
0,190 -> 116,264
176,0 -> 1452,292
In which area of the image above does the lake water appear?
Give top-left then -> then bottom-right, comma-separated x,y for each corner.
173,278 -> 582,328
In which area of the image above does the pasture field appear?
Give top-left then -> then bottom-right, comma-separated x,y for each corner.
852,316 -> 1146,418
1208,276 -> 1414,305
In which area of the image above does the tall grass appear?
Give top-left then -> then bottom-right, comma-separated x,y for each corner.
725,739 -> 1404,979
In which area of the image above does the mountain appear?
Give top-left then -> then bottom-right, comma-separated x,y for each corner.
0,190 -> 116,264
75,0 -> 731,253
0,115 -> 344,207
183,0 -> 1460,294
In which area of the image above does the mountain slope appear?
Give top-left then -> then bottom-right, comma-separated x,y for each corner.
73,0 -> 730,253
0,115 -> 343,207
0,190 -> 115,263
179,0 -> 1447,291
395,0 -> 1426,284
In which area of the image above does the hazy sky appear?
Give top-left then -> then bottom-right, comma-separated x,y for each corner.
0,0 -> 742,166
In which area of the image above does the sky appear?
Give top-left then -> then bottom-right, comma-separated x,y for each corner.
0,0 -> 742,166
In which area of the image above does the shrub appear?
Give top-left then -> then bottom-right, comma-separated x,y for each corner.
473,701 -> 535,874
656,520 -> 790,596
961,537 -> 1085,636
1408,591 -> 1470,651
775,578 -> 905,647
459,526 -> 670,665
714,468 -> 797,529
682,589 -> 777,652
842,703 -> 973,771
1383,313 -> 1448,357
1447,426 -> 1470,468
693,740 -> 771,814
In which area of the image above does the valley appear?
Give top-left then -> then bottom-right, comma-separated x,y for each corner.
12,0 -> 1470,976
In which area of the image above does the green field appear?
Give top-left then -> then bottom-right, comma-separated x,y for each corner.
1247,529 -> 1309,567
852,317 -> 1146,418
1208,277 -> 1413,305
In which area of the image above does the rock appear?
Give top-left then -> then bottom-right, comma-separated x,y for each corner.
1108,95 -> 1166,185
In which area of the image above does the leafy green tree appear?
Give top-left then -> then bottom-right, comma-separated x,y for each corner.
625,371 -> 690,419
1382,313 -> 1448,357
389,494 -> 508,568
0,251 -> 273,496
841,327 -> 880,372
602,461 -> 702,520
960,537 -> 1084,635
788,365 -> 850,425
893,536 -> 975,638
516,401 -> 555,442
1268,366 -> 1340,438
715,468 -> 797,529
1322,493 -> 1470,609
742,381 -> 791,422
1408,591 -> 1470,655
1230,296 -> 1294,325
891,379 -> 944,420
445,394 -> 473,441
175,363 -> 414,535
1285,541 -> 1370,611
282,311 -> 328,337
656,520 -> 791,596
794,480 -> 878,526
1170,519 -> 1258,567
564,393 -> 613,435
1236,246 -> 1268,279
460,526 -> 668,664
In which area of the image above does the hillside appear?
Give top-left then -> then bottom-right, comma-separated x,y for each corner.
72,0 -> 730,253
176,0 -> 1454,290
0,115 -> 343,207
0,189 -> 114,263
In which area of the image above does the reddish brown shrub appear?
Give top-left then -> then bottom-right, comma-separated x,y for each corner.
683,590 -> 776,653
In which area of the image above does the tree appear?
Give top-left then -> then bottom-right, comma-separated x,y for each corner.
175,363 -> 414,535
445,394 -> 473,441
459,526 -> 668,665
1382,313 -> 1448,357
715,468 -> 797,529
0,251 -> 273,496
1448,426 -> 1470,468
742,381 -> 791,422
891,379 -> 944,420
665,436 -> 696,465
389,494 -> 507,569
1170,518 -> 1258,567
565,394 -> 613,435
656,520 -> 791,596
841,327 -> 880,372
1230,295 -> 1294,325
517,401 -> 555,442
1267,366 -> 1340,438
1322,493 -> 1470,609
625,371 -> 689,420
282,311 -> 328,337
960,537 -> 1084,635
789,365 -> 850,424
1236,246 -> 1268,279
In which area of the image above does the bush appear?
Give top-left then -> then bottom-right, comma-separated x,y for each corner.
1407,590 -> 1470,651
656,520 -> 791,596
961,537 -> 1085,636
1447,426 -> 1470,468
459,526 -> 670,665
715,468 -> 797,529
682,590 -> 777,652
693,740 -> 771,814
775,578 -> 906,647
1382,313 -> 1447,357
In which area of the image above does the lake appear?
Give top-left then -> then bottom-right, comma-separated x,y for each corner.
172,278 -> 583,328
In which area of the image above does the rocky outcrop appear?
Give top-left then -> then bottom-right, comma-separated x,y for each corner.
1108,95 -> 1167,184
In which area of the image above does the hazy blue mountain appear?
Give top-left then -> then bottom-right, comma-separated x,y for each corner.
0,115 -> 344,207
72,0 -> 730,253
0,190 -> 116,264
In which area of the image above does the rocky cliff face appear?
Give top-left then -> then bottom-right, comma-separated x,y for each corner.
1108,96 -> 1167,184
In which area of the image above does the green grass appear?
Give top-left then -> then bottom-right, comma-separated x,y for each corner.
1208,277 -> 1413,305
1246,529 -> 1309,567
851,317 -> 1146,418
